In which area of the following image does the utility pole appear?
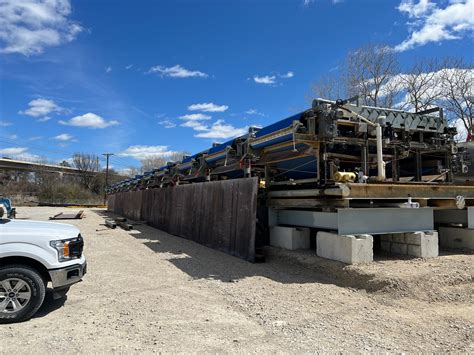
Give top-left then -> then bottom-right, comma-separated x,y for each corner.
102,153 -> 114,205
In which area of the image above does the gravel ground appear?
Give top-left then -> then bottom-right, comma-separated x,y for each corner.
1,207 -> 473,353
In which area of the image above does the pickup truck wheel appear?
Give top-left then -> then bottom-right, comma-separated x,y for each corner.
0,265 -> 46,324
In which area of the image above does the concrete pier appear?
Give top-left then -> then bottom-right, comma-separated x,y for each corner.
270,226 -> 310,250
316,231 -> 373,264
380,231 -> 438,258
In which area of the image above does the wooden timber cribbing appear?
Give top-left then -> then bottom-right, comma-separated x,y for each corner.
107,177 -> 259,261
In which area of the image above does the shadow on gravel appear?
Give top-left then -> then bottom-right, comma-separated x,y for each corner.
94,210 -> 394,292
33,290 -> 67,319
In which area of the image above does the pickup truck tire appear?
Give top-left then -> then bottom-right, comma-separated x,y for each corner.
0,265 -> 46,324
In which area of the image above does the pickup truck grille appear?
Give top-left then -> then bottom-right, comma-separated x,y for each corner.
69,235 -> 84,258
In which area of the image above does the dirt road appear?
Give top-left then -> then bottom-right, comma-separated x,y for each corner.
1,207 -> 472,352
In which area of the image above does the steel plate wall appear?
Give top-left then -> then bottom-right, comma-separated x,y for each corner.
108,177 -> 258,261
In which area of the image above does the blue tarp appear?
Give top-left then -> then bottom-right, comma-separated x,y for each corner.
208,138 -> 235,155
255,112 -> 302,138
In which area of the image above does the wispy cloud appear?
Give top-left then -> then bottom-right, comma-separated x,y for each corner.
147,64 -> 208,78
118,145 -> 176,160
158,120 -> 176,128
194,120 -> 248,139
245,109 -> 266,117
179,113 -> 211,120
253,75 -> 277,85
279,71 -> 294,78
253,71 -> 294,85
125,64 -> 133,70
0,147 -> 41,161
54,133 -> 74,141
20,98 -> 63,118
59,112 -> 119,129
105,66 -> 112,73
187,103 -> 228,112
0,120 -> 12,127
394,0 -> 474,52
180,120 -> 209,131
0,0 -> 83,56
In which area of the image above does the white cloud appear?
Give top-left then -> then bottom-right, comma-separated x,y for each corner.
179,113 -> 211,120
381,68 -> 474,110
59,112 -> 119,129
280,71 -> 294,78
0,0 -> 83,56
38,116 -> 52,122
0,147 -> 41,161
54,133 -> 73,141
0,120 -> 12,127
105,66 -> 112,73
245,109 -> 266,117
118,145 -> 176,160
0,147 -> 28,155
8,134 -> 18,140
253,75 -> 276,85
454,118 -> 468,142
20,98 -> 62,118
148,64 -> 208,78
125,64 -> 133,70
195,120 -> 248,139
397,0 -> 435,18
181,120 -> 209,131
158,120 -> 176,128
187,103 -> 228,112
395,0 -> 474,51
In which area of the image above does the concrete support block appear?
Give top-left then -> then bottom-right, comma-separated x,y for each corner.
270,226 -> 310,250
390,242 -> 408,255
438,227 -> 474,250
316,231 -> 373,264
405,231 -> 438,258
405,232 -> 423,245
392,233 -> 406,244
380,241 -> 391,252
379,231 -> 438,258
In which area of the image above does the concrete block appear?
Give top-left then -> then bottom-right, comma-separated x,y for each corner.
380,241 -> 391,252
407,244 -> 422,257
392,233 -> 406,244
270,226 -> 310,250
390,242 -> 408,255
438,227 -> 474,250
380,234 -> 392,242
316,231 -> 373,264
404,232 -> 422,245
406,231 -> 438,258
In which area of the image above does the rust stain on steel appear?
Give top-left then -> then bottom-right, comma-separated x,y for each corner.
108,177 -> 259,262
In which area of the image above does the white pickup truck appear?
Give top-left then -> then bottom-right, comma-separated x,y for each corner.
0,206 -> 87,323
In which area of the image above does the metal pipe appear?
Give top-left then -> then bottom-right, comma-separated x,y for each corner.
376,122 -> 386,181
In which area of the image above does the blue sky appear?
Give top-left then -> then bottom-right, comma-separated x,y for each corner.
0,0 -> 473,171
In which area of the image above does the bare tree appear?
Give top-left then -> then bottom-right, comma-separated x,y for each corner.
398,58 -> 443,112
72,153 -> 100,191
140,151 -> 189,173
310,72 -> 346,101
439,58 -> 474,139
344,44 -> 400,108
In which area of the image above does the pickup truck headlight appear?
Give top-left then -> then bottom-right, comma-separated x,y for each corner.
50,238 -> 79,262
